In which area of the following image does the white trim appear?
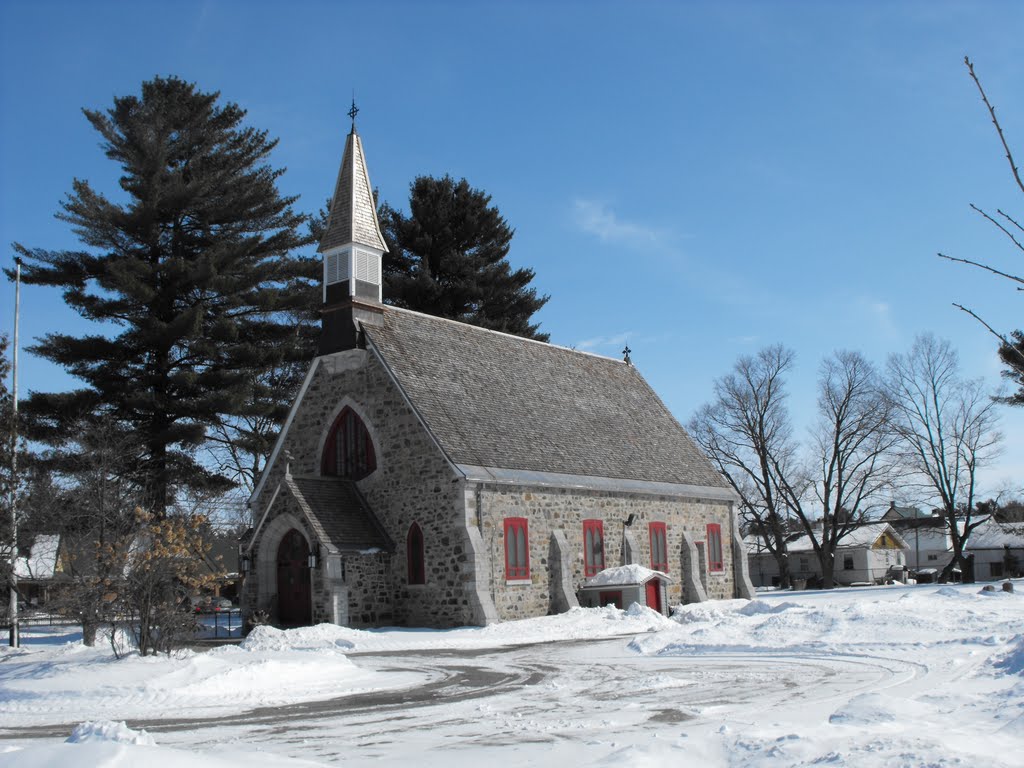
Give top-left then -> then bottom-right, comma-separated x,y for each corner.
250,357 -> 322,506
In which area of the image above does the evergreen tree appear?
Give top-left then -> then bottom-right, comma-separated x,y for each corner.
379,175 -> 549,341
14,77 -> 318,518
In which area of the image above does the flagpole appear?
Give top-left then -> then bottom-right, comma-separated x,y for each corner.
8,256 -> 21,648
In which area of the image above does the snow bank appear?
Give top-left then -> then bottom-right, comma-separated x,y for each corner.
67,720 -> 155,746
992,634 -> 1024,676
632,584 -> 1024,658
241,623 -> 356,652
0,624 -> 376,727
0,720 -> 328,767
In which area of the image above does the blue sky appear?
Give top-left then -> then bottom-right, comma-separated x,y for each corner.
2,0 -> 1023,504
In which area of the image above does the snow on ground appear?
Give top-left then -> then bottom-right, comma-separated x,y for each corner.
1,583 -> 1022,767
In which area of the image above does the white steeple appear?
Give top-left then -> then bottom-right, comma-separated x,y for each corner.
318,101 -> 388,305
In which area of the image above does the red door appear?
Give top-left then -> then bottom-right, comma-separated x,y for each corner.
277,529 -> 312,626
645,580 -> 662,614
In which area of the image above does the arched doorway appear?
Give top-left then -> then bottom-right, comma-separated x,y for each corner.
277,529 -> 312,626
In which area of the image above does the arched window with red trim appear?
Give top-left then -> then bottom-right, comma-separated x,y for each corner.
649,522 -> 668,572
583,519 -> 605,577
321,407 -> 376,479
407,522 -> 426,585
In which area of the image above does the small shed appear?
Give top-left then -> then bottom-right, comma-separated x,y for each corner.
577,564 -> 672,615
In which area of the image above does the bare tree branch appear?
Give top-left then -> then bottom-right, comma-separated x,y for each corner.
969,203 -> 1024,256
938,251 -> 1024,286
966,56 -> 1024,195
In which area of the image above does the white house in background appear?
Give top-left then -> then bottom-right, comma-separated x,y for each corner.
965,517 -> 1024,580
13,534 -> 61,607
880,502 -> 951,571
747,523 -> 909,588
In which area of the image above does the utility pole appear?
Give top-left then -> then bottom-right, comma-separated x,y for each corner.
8,256 -> 21,648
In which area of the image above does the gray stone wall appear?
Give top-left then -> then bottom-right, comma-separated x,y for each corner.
342,554 -> 394,627
249,349 -> 478,629
472,484 -> 736,621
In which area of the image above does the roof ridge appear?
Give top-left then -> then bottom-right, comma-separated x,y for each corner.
374,304 -> 630,365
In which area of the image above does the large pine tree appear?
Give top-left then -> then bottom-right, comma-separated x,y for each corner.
15,77 -> 318,517
379,175 -> 549,341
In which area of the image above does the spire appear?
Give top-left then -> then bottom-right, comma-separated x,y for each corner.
318,106 -> 388,356
318,109 -> 387,255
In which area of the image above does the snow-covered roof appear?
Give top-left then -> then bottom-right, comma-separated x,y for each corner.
14,534 -> 61,579
967,518 -> 1024,549
754,523 -> 908,554
581,564 -> 671,587
882,503 -> 933,520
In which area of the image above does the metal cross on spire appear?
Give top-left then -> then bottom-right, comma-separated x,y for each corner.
348,98 -> 359,130
622,345 -> 632,365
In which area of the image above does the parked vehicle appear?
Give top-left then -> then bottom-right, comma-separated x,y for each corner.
209,597 -> 234,612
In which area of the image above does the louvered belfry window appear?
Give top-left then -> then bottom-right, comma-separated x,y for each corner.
321,407 -> 376,480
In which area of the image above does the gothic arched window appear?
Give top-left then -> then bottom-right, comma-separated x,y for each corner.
321,407 -> 376,479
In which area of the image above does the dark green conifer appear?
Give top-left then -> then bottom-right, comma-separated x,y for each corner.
15,77 -> 318,516
379,175 -> 549,341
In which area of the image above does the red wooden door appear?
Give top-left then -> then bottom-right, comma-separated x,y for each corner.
277,529 -> 312,626
645,580 -> 662,614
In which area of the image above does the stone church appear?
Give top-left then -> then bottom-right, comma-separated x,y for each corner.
240,115 -> 754,629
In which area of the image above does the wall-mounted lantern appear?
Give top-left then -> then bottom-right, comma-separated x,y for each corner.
240,553 -> 251,574
307,544 -> 321,570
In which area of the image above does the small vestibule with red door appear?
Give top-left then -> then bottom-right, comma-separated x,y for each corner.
576,565 -> 672,615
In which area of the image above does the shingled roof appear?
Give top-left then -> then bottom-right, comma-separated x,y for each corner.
286,476 -> 392,553
363,307 -> 729,490
318,128 -> 388,254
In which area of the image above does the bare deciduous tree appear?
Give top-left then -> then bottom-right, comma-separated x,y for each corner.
689,345 -> 798,589
886,335 -> 1002,581
938,56 -> 1024,402
776,351 -> 897,588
